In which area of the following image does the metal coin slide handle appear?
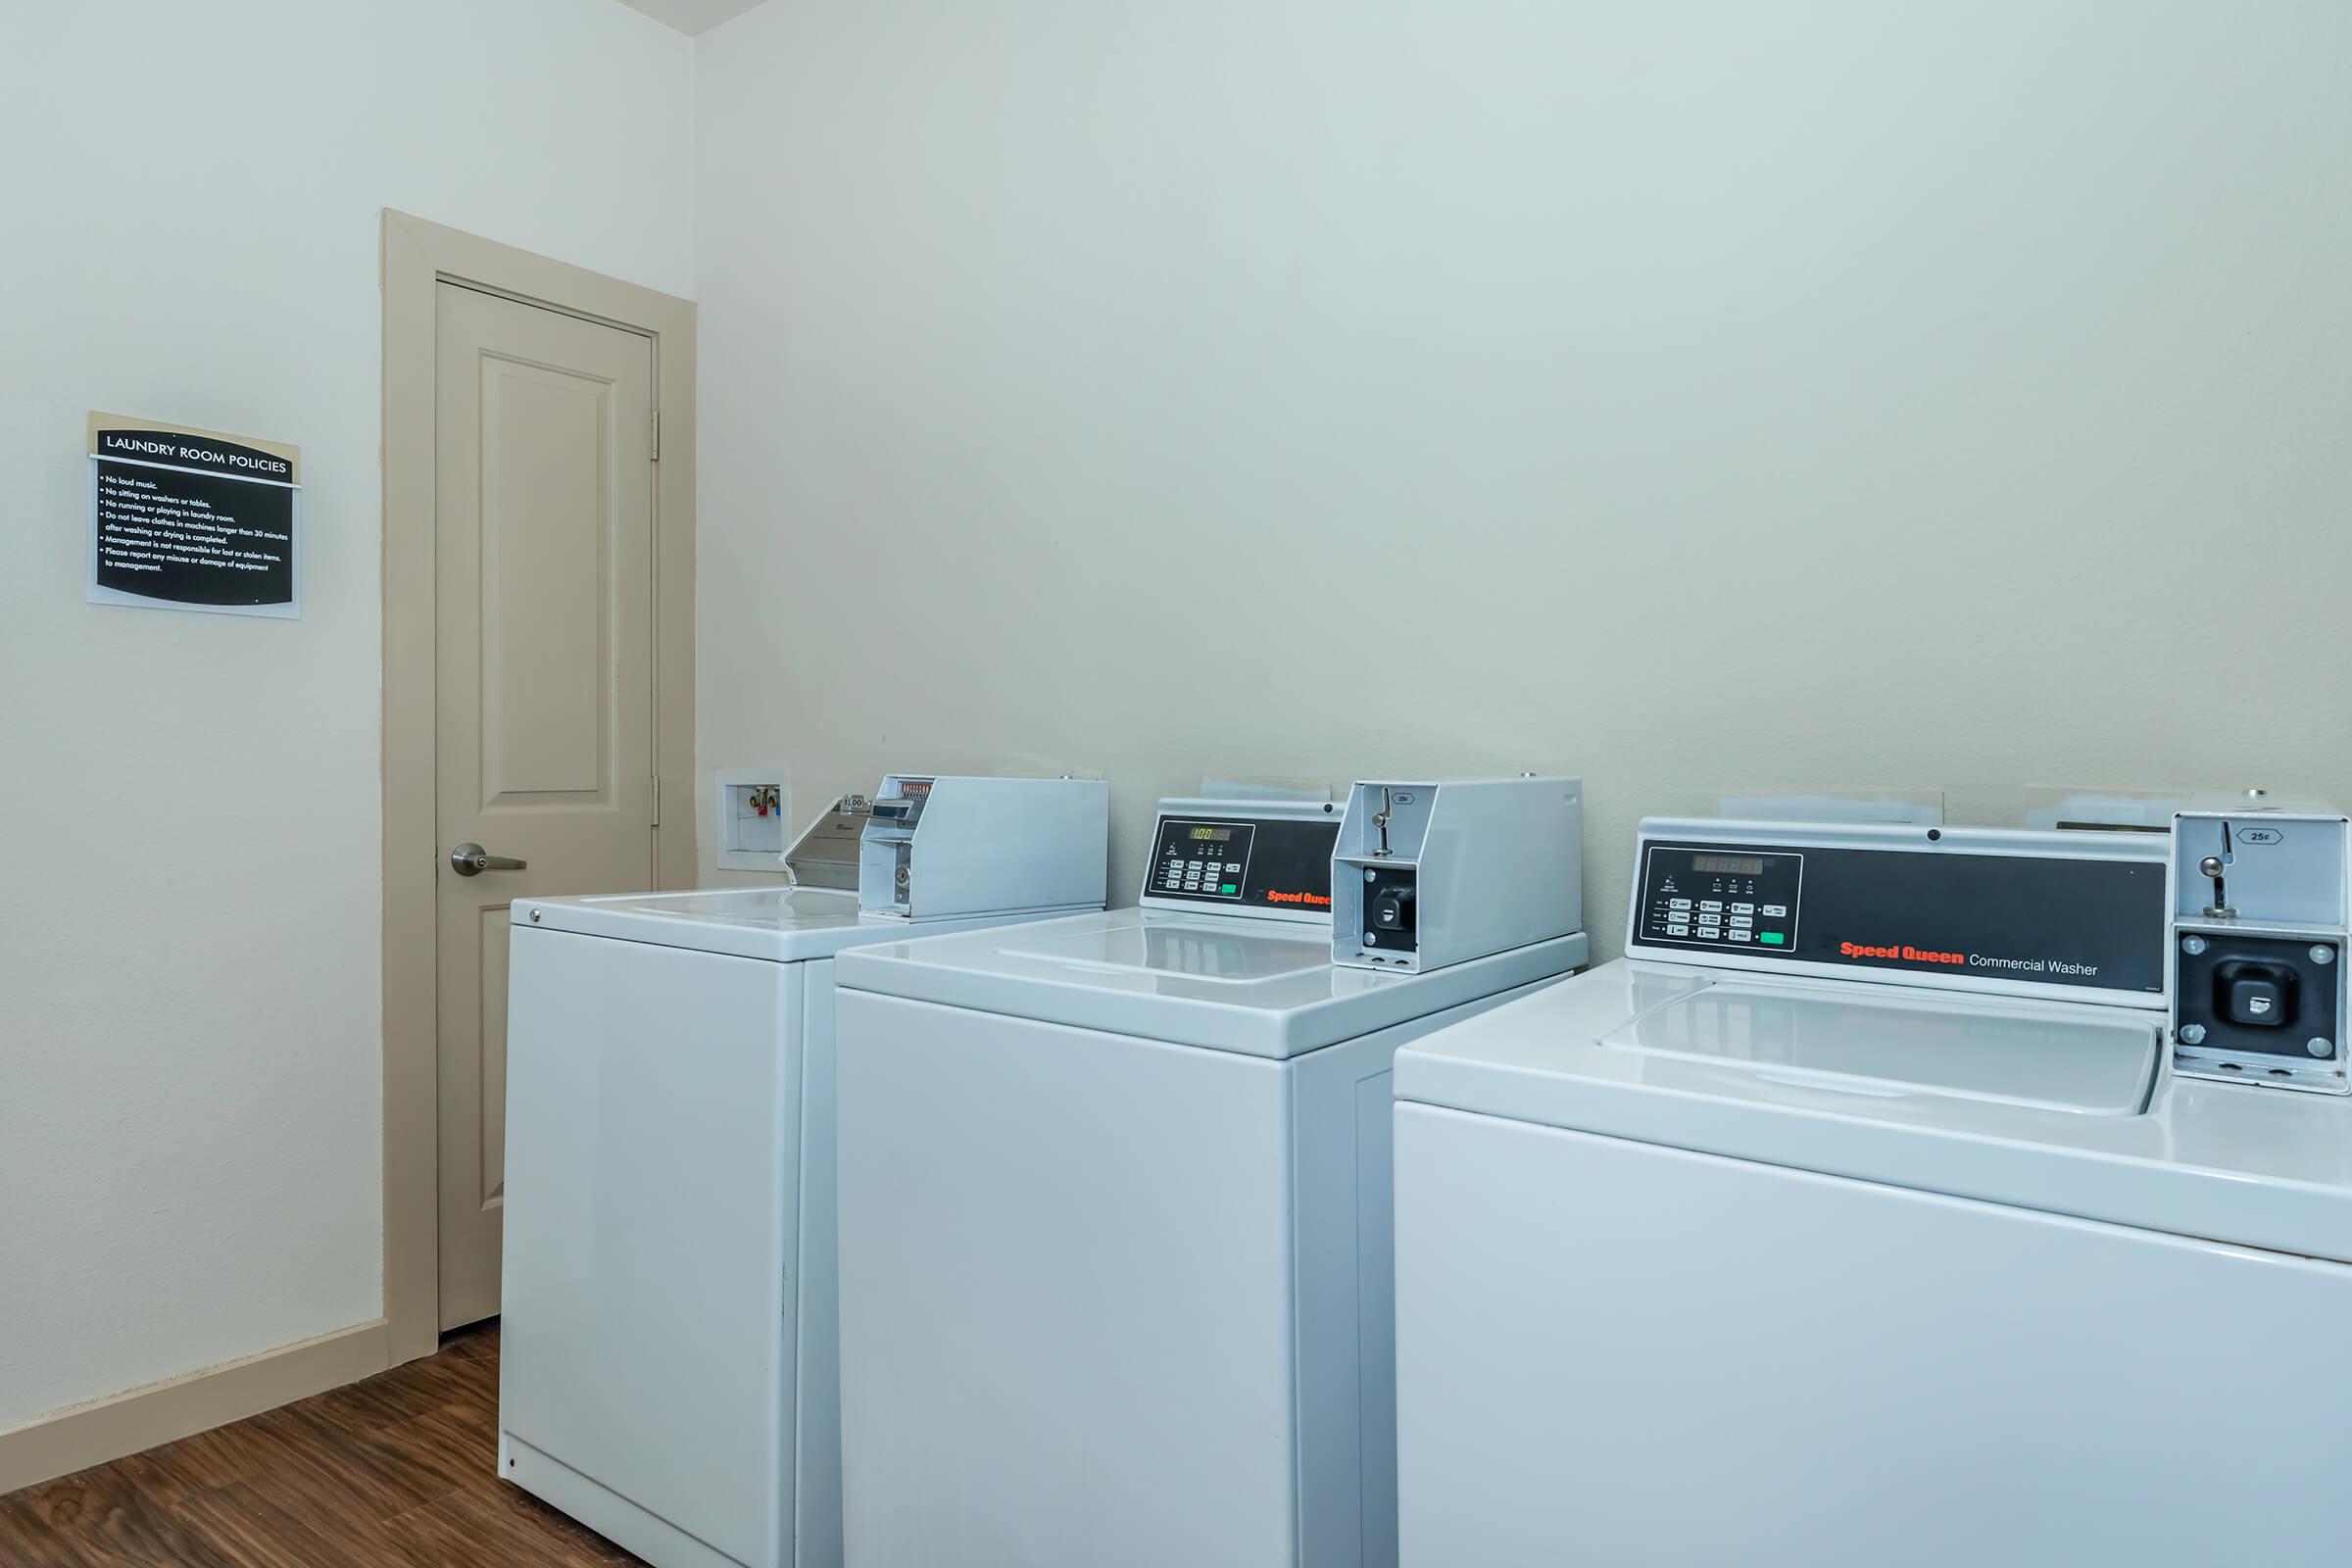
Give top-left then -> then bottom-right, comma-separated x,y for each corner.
450,842 -> 528,876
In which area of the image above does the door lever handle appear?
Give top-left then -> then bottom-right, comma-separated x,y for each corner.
450,842 -> 527,876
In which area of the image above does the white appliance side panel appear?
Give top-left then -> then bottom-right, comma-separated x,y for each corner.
1287,1030 -> 1396,1568
1394,1103 -> 2352,1568
835,991 -> 1298,1568
794,959 -> 843,1568
501,928 -> 801,1568
1287,974 -> 1564,1568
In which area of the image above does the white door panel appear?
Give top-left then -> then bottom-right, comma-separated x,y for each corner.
434,282 -> 657,1328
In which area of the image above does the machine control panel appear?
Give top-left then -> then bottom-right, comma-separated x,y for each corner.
1638,847 -> 1803,952
1147,812 -> 1339,913
1633,829 -> 2167,996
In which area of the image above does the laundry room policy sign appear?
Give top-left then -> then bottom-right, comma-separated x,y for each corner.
87,413 -> 301,617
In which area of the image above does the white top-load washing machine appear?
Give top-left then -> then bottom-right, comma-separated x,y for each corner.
1392,807 -> 2352,1568
830,778 -> 1589,1568
498,775 -> 1108,1568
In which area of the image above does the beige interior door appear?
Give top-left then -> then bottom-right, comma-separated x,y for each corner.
434,282 -> 658,1330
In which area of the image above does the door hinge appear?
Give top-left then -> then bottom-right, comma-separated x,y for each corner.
650,408 -> 662,462
652,774 -> 662,827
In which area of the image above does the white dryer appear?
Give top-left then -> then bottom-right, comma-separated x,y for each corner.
830,787 -> 1588,1568
498,776 -> 1106,1568
1392,816 -> 2352,1567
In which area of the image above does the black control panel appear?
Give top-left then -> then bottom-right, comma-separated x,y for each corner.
2176,932 -> 2342,1059
1148,813 -> 1340,913
1635,837 -> 2166,994
1638,847 -> 1803,953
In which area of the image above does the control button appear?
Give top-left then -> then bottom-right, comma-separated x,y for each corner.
1665,924 -> 1690,938
1762,905 -> 1788,917
2227,974 -> 2289,1028
1220,884 -> 1239,895
1729,917 -> 1753,931
1758,932 -> 1787,946
1699,900 -> 1723,912
1669,899 -> 1691,911
1732,903 -> 1755,914
1727,930 -> 1752,942
1226,862 -> 1242,873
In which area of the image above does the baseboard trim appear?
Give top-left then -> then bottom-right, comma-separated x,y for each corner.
0,1318 -> 390,1495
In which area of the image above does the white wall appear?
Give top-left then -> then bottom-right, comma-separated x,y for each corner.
694,0 -> 2352,922
0,1 -> 694,1428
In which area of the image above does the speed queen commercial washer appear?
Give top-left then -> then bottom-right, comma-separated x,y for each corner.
1392,814 -> 2352,1567
831,782 -> 1587,1568
499,776 -> 1106,1568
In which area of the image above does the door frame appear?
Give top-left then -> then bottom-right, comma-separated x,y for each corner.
380,210 -> 697,1365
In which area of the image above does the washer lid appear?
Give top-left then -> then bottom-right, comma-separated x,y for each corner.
1601,982 -> 2160,1115
514,886 -> 885,962
1395,961 -> 2352,1264
833,907 -> 1589,1058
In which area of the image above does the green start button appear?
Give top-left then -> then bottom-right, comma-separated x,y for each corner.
1759,932 -> 1787,946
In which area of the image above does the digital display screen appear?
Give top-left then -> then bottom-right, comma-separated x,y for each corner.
1692,853 -> 1767,876
1190,826 -> 1234,842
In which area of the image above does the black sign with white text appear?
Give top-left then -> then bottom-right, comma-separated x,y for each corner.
87,417 -> 300,616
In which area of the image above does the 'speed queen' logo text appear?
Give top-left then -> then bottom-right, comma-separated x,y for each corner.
1840,941 -> 1963,965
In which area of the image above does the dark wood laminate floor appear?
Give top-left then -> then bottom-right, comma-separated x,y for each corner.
0,1323 -> 644,1567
